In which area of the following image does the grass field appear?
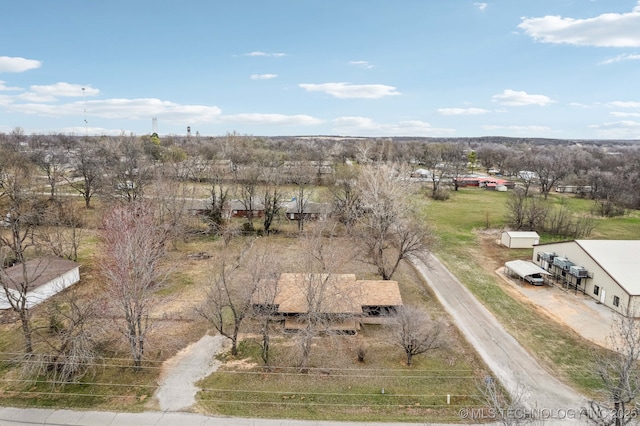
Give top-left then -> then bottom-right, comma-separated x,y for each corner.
418,187 -> 640,395
193,235 -> 492,422
1,184 -> 639,421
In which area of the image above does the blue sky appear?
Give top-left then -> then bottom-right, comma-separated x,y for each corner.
2,0 -> 640,139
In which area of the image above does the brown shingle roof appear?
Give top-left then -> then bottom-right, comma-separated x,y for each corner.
255,273 -> 403,315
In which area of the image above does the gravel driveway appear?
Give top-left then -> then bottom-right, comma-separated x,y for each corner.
411,254 -> 586,412
155,334 -> 228,411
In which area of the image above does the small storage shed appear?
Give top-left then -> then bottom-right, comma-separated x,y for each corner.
0,257 -> 80,310
500,231 -> 540,249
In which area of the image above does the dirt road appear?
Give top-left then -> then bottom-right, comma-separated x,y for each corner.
411,254 -> 585,411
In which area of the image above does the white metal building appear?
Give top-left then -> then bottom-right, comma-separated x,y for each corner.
532,240 -> 640,316
500,231 -> 540,249
0,257 -> 81,310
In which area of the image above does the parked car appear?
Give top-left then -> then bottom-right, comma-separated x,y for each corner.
525,273 -> 544,285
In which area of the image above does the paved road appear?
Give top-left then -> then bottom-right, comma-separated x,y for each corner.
0,407 -> 446,426
410,254 -> 586,412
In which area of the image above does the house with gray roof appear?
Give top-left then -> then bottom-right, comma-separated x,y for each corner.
0,257 -> 81,310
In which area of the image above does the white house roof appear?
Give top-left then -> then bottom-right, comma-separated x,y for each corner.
504,231 -> 540,239
505,260 -> 551,278
575,240 -> 640,295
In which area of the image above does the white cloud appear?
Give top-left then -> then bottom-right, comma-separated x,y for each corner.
221,113 -> 323,126
482,125 -> 552,132
599,53 -> 640,64
492,89 -> 555,106
242,51 -> 286,57
6,83 -> 100,103
250,74 -> 278,80
0,80 -> 21,91
332,116 -> 454,136
30,82 -> 99,98
588,120 -> 640,138
349,61 -> 374,69
437,107 -> 491,115
610,111 -> 640,118
474,2 -> 488,11
519,3 -> 640,47
7,98 -> 222,123
0,95 -> 14,106
0,56 -> 42,72
608,101 -> 640,108
569,102 -> 587,108
299,82 -> 401,99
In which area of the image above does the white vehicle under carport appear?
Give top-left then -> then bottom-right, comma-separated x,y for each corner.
504,260 -> 551,286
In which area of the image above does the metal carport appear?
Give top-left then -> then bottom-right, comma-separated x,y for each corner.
504,260 -> 551,280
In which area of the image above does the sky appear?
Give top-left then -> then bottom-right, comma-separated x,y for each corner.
1,0 -> 640,140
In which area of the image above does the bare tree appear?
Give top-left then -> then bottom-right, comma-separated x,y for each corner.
357,164 -> 430,280
583,310 -> 640,426
287,163 -> 315,232
529,150 -> 570,200
147,169 -> 197,249
252,272 -> 280,366
413,143 -> 465,198
475,377 -> 532,426
204,181 -> 230,235
197,240 -> 280,356
36,199 -> 84,261
0,156 -> 46,354
109,134 -> 153,202
30,142 -> 66,199
259,156 -> 285,235
292,227 -> 352,372
66,140 -> 106,208
331,164 -> 362,229
30,289 -> 102,385
392,305 -> 442,366
505,188 -> 548,232
234,165 -> 261,232
588,170 -> 627,217
99,202 -> 167,369
544,199 -> 595,239
476,144 -> 513,174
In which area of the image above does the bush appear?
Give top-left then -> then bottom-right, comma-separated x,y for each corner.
431,187 -> 450,201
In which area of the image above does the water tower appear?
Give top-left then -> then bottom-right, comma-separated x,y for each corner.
152,117 -> 158,134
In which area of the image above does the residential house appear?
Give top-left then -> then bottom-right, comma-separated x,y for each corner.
252,273 -> 403,334
285,202 -> 332,221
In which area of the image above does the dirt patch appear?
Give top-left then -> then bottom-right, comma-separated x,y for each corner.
225,358 -> 258,370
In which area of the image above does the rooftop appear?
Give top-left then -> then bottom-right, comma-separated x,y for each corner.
575,240 -> 640,295
254,273 -> 403,315
1,257 -> 80,292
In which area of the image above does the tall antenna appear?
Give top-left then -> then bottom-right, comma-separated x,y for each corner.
82,87 -> 88,137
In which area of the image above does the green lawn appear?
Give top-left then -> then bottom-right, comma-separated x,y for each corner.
2,185 -> 639,419
196,333 -> 482,423
419,187 -> 640,395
